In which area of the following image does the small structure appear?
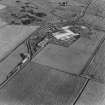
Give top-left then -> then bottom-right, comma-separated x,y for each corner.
52,26 -> 80,41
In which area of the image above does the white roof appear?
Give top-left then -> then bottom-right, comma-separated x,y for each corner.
53,26 -> 79,40
0,4 -> 6,9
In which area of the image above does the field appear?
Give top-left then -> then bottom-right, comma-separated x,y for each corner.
0,0 -> 105,105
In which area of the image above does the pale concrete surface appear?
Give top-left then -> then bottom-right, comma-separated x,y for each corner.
0,4 -> 6,10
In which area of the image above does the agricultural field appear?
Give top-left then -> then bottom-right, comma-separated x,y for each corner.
0,0 -> 105,105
